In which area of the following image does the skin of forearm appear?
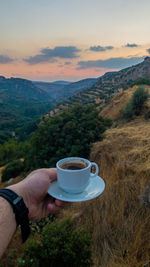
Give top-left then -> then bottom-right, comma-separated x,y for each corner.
0,196 -> 16,258
0,182 -> 29,259
0,169 -> 63,258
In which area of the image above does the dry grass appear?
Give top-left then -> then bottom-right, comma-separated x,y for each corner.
61,115 -> 150,266
100,86 -> 150,120
89,118 -> 150,266
1,86 -> 150,266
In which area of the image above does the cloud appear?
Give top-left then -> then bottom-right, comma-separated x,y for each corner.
90,45 -> 114,52
125,43 -> 138,48
147,48 -> 150,54
24,46 -> 81,64
65,61 -> 71,65
0,55 -> 14,64
77,56 -> 144,70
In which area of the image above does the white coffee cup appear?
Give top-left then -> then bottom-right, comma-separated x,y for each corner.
56,157 -> 99,193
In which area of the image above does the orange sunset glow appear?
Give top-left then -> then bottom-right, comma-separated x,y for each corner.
0,0 -> 150,82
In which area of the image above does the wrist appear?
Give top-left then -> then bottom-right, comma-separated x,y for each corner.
7,183 -> 30,212
0,188 -> 30,242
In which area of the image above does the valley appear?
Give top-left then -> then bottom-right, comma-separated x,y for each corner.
0,57 -> 150,266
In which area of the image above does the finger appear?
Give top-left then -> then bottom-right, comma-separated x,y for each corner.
47,202 -> 61,213
46,196 -> 67,207
27,168 -> 57,182
55,199 -> 67,207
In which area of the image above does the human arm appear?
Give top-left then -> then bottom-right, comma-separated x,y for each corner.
0,168 -> 65,258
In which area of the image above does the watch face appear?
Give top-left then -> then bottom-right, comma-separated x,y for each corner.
13,196 -> 22,205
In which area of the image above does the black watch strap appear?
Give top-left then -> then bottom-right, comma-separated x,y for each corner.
0,188 -> 30,242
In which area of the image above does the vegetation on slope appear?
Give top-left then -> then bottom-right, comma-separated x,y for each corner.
100,85 -> 150,120
123,86 -> 149,119
50,57 -> 150,117
0,76 -> 55,143
0,76 -> 98,144
60,86 -> 150,267
1,83 -> 150,266
18,218 -> 93,267
0,139 -> 29,167
25,104 -> 112,170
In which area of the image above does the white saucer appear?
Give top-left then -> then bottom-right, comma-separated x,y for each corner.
48,176 -> 105,202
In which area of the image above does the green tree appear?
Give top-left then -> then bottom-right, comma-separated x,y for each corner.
25,104 -> 112,169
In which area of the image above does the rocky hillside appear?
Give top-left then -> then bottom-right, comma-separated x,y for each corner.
51,57 -> 150,115
71,56 -> 150,105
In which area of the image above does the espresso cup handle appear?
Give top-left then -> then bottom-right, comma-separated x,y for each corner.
90,162 -> 99,178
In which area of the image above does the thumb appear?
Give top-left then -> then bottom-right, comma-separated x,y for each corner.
44,168 -> 57,182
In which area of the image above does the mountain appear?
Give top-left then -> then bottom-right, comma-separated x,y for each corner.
52,80 -> 71,85
62,78 -> 98,96
57,56 -> 150,110
1,56 -> 150,142
0,76 -> 98,143
33,81 -> 67,101
0,77 -> 54,143
92,56 -> 150,92
0,76 -> 50,102
34,78 -> 98,101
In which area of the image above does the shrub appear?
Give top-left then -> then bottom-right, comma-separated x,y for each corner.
123,86 -> 149,119
0,139 -> 30,167
122,99 -> 135,120
132,86 -> 149,115
131,77 -> 150,86
18,218 -> 93,267
2,159 -> 25,182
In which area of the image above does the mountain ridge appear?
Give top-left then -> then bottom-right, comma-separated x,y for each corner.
0,76 -> 50,102
50,56 -> 150,114
0,77 -> 54,143
34,77 -> 98,101
0,75 -> 98,143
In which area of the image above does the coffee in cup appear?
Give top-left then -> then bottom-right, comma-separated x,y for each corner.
59,161 -> 88,170
56,157 -> 99,194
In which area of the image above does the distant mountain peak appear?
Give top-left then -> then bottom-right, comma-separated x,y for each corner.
0,76 -> 50,102
52,80 -> 71,85
144,56 -> 150,62
0,76 -> 5,80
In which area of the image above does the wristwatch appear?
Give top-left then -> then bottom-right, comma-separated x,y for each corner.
0,188 -> 30,242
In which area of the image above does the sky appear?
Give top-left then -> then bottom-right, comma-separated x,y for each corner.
0,0 -> 150,82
